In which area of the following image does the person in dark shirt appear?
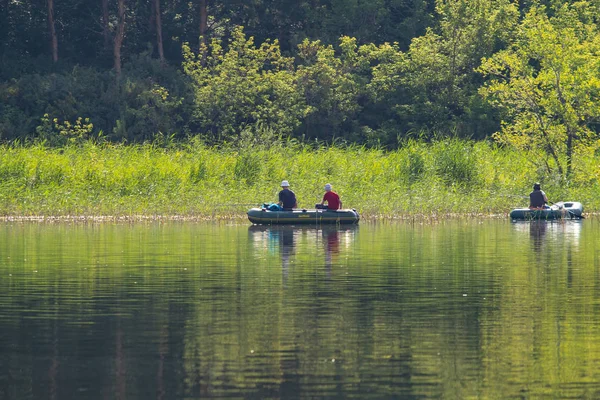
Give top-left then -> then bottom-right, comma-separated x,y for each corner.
278,180 -> 297,210
529,182 -> 549,209
320,183 -> 342,210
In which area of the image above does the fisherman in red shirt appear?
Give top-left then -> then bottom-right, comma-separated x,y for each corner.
320,183 -> 342,210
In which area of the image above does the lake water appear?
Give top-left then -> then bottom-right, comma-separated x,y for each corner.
1,219 -> 600,399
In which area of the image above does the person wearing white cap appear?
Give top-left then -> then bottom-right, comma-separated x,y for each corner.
278,180 -> 297,210
319,183 -> 342,210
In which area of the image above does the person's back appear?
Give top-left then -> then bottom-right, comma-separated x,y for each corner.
321,183 -> 341,210
278,180 -> 297,210
529,183 -> 548,209
279,189 -> 296,210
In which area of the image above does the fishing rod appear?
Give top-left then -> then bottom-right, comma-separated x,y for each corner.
212,203 -> 262,207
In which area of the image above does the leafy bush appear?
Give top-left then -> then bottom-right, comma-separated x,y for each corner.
35,114 -> 94,146
183,26 -> 308,143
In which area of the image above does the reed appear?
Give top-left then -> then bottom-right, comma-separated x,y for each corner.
0,139 -> 597,219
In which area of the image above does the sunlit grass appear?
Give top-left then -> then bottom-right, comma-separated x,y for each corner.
0,139 -> 597,219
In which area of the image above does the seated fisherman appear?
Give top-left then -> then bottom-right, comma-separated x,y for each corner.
319,183 -> 342,210
278,180 -> 297,211
529,182 -> 549,209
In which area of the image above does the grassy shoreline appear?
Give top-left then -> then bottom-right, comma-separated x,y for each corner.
1,140 -> 598,219
0,211 -> 520,224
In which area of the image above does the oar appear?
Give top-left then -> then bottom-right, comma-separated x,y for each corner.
548,201 -> 584,219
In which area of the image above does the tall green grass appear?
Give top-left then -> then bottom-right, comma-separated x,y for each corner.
0,139 -> 597,219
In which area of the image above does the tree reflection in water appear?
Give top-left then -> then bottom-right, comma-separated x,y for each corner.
2,221 -> 599,399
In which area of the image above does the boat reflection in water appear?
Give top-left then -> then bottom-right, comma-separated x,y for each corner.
511,219 -> 583,249
248,225 -> 358,281
529,220 -> 548,248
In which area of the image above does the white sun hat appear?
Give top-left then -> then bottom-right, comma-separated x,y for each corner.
324,183 -> 332,191
281,180 -> 290,187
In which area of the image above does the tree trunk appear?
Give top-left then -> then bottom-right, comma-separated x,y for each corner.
554,69 -> 573,180
114,0 -> 126,77
47,0 -> 58,62
154,0 -> 164,63
198,0 -> 208,65
566,129 -> 573,180
102,0 -> 110,49
199,0 -> 207,45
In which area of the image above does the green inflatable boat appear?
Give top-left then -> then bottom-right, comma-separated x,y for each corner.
509,201 -> 584,220
247,207 -> 360,225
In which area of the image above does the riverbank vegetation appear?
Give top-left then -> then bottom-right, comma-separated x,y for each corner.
0,138 -> 598,219
1,0 -> 599,218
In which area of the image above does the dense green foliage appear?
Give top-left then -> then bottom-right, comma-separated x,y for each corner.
479,4 -> 600,179
0,139 -> 598,217
0,0 -> 438,144
1,0 -> 599,185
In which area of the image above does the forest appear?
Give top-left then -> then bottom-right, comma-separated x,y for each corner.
1,0 -> 599,185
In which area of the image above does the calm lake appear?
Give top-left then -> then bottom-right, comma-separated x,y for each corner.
1,219 -> 600,399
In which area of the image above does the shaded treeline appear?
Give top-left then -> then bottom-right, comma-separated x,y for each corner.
1,0 -> 436,68
0,0 -> 435,144
0,1 -> 599,170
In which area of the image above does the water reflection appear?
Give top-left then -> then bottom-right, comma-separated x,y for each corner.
250,225 -> 297,282
248,225 -> 358,280
529,220 -> 548,248
322,227 -> 339,277
511,220 -> 583,249
247,225 -> 358,255
2,221 -> 600,399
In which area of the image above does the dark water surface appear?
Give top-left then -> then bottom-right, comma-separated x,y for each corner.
2,220 -> 600,399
